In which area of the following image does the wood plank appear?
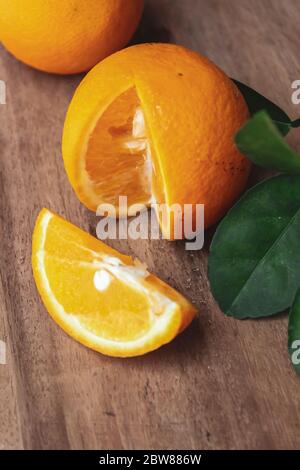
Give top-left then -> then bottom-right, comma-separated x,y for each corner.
0,0 -> 300,450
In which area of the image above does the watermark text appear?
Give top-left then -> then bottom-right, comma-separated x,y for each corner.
291,80 -> 300,105
96,196 -> 204,250
0,80 -> 6,105
291,339 -> 300,365
0,340 -> 6,365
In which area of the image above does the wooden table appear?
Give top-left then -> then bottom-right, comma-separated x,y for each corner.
0,0 -> 299,450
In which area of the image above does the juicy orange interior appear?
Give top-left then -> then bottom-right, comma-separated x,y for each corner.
41,214 -> 172,342
86,87 -> 155,209
45,255 -> 152,341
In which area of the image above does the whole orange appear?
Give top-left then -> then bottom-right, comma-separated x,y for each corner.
62,43 -> 251,237
0,0 -> 144,74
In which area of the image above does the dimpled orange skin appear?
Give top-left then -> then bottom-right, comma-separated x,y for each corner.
63,43 -> 251,230
0,0 -> 144,74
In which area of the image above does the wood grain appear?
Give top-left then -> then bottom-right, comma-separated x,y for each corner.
0,0 -> 300,450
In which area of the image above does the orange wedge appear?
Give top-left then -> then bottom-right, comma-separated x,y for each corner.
62,43 -> 250,238
32,209 -> 197,357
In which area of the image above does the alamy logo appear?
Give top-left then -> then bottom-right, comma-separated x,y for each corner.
291,80 -> 300,105
290,339 -> 300,366
0,80 -> 6,105
96,196 -> 204,250
0,340 -> 6,365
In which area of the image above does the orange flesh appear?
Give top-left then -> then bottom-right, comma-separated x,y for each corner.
32,209 -> 197,356
41,213 -> 163,342
86,87 -> 155,209
45,254 -> 152,341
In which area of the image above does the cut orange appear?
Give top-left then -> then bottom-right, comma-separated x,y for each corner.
62,43 -> 251,237
32,209 -> 196,357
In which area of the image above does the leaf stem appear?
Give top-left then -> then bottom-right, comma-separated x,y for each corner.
291,119 -> 300,128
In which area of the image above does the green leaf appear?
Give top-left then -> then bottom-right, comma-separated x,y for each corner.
208,174 -> 300,319
235,111 -> 300,174
233,79 -> 291,135
288,288 -> 300,375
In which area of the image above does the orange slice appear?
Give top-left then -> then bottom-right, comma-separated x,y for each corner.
32,209 -> 197,357
62,43 -> 251,237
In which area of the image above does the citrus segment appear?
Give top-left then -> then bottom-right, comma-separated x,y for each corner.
32,209 -> 196,357
85,87 -> 153,210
